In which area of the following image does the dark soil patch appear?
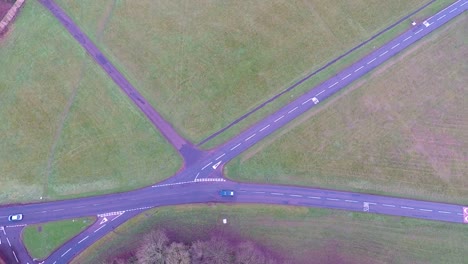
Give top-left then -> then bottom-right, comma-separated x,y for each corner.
37,225 -> 42,232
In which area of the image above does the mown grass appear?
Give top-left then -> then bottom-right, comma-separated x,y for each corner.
54,0 -> 427,143
23,217 -> 95,260
0,1 -> 181,204
71,205 -> 468,264
226,14 -> 468,204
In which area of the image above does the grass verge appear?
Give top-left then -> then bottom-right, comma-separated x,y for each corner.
71,205 -> 468,264
0,1 -> 181,204
226,14 -> 468,204
23,217 -> 95,260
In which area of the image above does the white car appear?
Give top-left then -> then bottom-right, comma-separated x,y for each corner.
312,97 -> 319,104
8,214 -> 23,221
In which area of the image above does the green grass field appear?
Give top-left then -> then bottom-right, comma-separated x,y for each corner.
226,14 -> 468,204
23,217 -> 94,259
71,205 -> 468,264
0,1 -> 181,204
54,0 -> 428,143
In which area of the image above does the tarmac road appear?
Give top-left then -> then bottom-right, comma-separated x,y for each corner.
1,0 -> 466,263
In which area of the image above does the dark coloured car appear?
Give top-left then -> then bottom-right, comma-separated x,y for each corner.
219,190 -> 235,197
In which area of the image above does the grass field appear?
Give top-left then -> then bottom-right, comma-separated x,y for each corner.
0,1 -> 181,204
23,217 -> 94,259
71,205 -> 468,264
226,14 -> 468,204
54,0 -> 428,143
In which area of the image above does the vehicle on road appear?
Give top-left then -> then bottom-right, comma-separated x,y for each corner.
220,190 -> 235,197
8,214 -> 23,221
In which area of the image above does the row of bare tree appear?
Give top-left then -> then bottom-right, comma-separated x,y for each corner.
108,229 -> 281,264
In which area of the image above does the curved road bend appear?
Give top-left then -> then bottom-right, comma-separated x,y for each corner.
0,181 -> 467,263
37,0 -> 203,164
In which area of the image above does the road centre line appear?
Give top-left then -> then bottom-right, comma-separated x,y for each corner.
403,35 -> 412,42
316,90 -> 325,96
12,251 -> 18,263
308,196 -> 321,199
302,98 -> 313,105
52,209 -> 64,212
457,213 -> 463,216
379,50 -> 388,57
245,134 -> 256,141
271,192 -> 284,195
461,1 -> 467,6
437,14 -> 446,21
61,248 -> 72,257
259,124 -> 270,132
215,153 -> 225,160
367,58 -> 376,64
382,204 -> 395,207
345,200 -> 358,203
391,43 -> 400,49
401,206 -> 414,210
368,202 -> 377,205
415,28 -> 423,34
449,8 -> 457,13
94,224 -> 106,233
288,107 -> 298,114
438,211 -> 451,214
73,206 -> 85,209
230,143 -> 241,150
111,213 -> 123,222
289,194 -> 302,197
341,74 -> 351,80
419,209 -> 432,212
328,81 -> 339,88
354,66 -> 364,72
326,198 -> 339,201
201,162 -> 212,170
253,191 -> 265,194
274,115 -> 284,122
6,238 -> 10,247
78,236 -> 89,244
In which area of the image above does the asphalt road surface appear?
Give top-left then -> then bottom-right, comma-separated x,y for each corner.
1,0 -> 466,263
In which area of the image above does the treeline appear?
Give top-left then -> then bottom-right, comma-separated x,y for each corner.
108,229 -> 281,264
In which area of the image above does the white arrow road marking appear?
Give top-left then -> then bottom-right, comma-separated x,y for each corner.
212,161 -> 222,169
100,217 -> 108,225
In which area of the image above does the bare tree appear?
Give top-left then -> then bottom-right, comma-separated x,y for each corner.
234,241 -> 278,264
136,229 -> 169,264
166,242 -> 190,264
199,236 -> 234,264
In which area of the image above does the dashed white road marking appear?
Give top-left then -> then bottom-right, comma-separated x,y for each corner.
12,251 -> 18,263
391,43 -> 400,49
308,196 -> 321,199
288,107 -> 298,114
368,202 -> 377,205
328,82 -> 339,88
152,180 -> 194,188
215,153 -> 225,160
230,143 -> 241,150
94,224 -> 106,233
78,236 -> 89,244
382,204 -> 395,207
61,248 -> 72,257
415,29 -> 423,34
271,192 -> 284,196
437,15 -> 446,21
7,237 -> 11,247
367,58 -> 376,64
326,198 -> 339,201
253,191 -> 265,194
201,162 -> 212,170
274,115 -> 284,122
341,74 -> 351,80
461,1 -> 467,7
345,200 -> 358,203
403,35 -> 412,42
289,194 -> 302,197
245,134 -> 256,141
449,8 -> 457,13
401,206 -> 414,210
457,213 -> 463,216
302,98 -> 313,105
52,209 -> 64,212
419,209 -> 432,212
259,124 -> 270,132
316,90 -> 325,96
438,211 -> 451,214
379,50 -> 389,57
354,66 -> 364,72
73,206 -> 85,209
